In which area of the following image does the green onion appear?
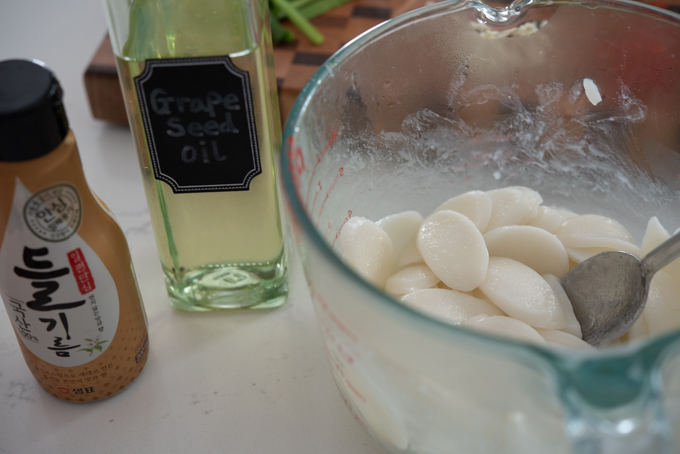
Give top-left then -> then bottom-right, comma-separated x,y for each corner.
297,0 -> 353,19
270,0 -> 325,45
270,15 -> 295,44
288,0 -> 321,11
269,0 -> 355,45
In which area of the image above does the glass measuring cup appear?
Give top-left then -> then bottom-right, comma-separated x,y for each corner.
281,0 -> 680,452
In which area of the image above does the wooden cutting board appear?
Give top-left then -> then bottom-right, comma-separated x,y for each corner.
84,0 -> 437,127
84,0 -> 680,127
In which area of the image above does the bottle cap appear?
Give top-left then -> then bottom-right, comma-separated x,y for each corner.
0,59 -> 69,162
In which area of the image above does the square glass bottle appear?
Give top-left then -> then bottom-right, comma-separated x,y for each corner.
102,0 -> 288,311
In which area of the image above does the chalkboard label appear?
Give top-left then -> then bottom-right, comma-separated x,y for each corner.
135,56 -> 261,193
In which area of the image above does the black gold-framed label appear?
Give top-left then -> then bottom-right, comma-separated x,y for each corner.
135,56 -> 261,193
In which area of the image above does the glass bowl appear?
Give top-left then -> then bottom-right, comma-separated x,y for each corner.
281,1 -> 680,452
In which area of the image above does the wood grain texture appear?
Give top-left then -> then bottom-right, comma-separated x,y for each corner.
83,35 -> 129,125
83,0 -> 679,126
83,0 -> 437,126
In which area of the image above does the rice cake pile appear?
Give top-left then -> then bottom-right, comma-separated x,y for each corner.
339,186 -> 680,349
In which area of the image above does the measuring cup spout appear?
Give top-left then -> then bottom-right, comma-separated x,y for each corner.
470,0 -> 534,25
559,356 -> 673,454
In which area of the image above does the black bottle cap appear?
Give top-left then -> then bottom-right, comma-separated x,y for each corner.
0,59 -> 69,162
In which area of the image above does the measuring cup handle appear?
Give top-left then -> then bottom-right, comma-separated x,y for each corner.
641,231 -> 680,279
560,356 -> 674,454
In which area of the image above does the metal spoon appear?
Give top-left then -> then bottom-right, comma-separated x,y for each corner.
561,231 -> 680,347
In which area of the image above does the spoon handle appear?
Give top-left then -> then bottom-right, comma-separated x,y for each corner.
641,231 -> 680,278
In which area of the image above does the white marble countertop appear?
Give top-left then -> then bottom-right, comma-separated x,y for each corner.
0,2 -> 383,453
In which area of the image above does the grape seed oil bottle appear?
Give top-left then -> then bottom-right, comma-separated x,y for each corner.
103,0 -> 289,311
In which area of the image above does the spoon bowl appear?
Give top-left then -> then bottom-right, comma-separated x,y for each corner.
562,232 -> 680,347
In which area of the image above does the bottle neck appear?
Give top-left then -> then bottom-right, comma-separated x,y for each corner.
0,130 -> 85,184
0,130 -> 85,252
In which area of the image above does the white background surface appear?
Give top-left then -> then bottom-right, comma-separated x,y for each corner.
0,2 -> 383,453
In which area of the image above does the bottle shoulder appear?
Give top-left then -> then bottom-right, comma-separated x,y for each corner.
0,130 -> 83,181
122,0 -> 260,60
0,130 -> 127,247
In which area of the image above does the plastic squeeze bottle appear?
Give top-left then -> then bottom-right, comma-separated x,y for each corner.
0,59 -> 149,402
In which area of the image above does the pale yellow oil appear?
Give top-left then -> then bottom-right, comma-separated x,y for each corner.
115,0 -> 287,310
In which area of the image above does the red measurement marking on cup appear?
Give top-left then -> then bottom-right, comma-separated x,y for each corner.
335,384 -> 370,432
345,378 -> 367,404
310,181 -> 322,216
316,166 -> 344,228
321,318 -> 368,413
306,130 -> 338,211
353,409 -> 369,432
315,289 -> 359,344
324,337 -> 371,427
285,136 -> 305,193
322,328 -> 343,377
331,358 -> 369,427
288,132 -> 352,251
319,318 -> 355,365
330,209 -> 352,248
